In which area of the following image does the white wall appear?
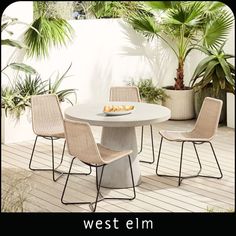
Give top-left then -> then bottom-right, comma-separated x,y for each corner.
2,1 -> 235,106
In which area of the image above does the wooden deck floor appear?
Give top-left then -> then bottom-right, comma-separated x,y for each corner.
1,120 -> 235,212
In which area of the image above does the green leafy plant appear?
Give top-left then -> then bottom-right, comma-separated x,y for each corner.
15,74 -> 48,97
24,2 -> 74,58
2,63 -> 77,119
1,14 -> 40,49
190,43 -> 235,96
87,1 -> 146,19
126,1 -> 234,90
128,78 -> 168,104
47,63 -> 77,104
1,15 -> 38,77
1,74 -> 47,118
1,86 -> 31,119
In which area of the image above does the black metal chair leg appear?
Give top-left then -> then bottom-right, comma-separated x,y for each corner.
156,138 -> 223,186
128,155 -> 136,199
198,142 -> 223,179
156,136 -> 163,175
208,142 -> 223,179
29,136 -> 91,181
90,166 -> 105,212
29,136 -> 64,173
178,142 -> 185,186
61,157 -> 93,205
29,135 -> 38,170
192,142 -> 202,174
95,167 -> 104,199
138,126 -> 144,154
140,125 -> 155,164
62,156 -> 136,212
92,155 -> 136,208
103,155 -> 136,201
51,137 -> 64,182
61,157 -> 75,203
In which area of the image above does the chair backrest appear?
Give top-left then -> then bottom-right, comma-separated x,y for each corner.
109,86 -> 141,102
63,119 -> 104,165
193,97 -> 223,139
31,94 -> 64,135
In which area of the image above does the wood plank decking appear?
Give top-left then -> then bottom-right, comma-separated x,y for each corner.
1,120 -> 235,212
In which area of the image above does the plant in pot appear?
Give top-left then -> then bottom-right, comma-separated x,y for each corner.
1,64 -> 77,144
1,63 -> 77,119
190,43 -> 235,123
128,78 -> 168,105
125,1 -> 234,119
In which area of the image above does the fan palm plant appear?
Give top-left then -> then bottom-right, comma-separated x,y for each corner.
24,1 -> 74,58
126,1 -> 234,90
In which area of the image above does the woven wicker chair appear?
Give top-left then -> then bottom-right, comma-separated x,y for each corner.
29,94 -> 91,181
156,97 -> 223,186
109,86 -> 155,164
61,119 -> 136,212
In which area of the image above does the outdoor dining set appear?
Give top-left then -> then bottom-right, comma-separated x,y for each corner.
28,86 -> 223,212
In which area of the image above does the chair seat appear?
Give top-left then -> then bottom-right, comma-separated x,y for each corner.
97,143 -> 132,164
159,130 -> 211,142
36,129 -> 65,138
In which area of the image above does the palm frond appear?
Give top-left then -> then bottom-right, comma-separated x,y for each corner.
202,1 -> 227,20
24,16 -> 74,58
165,2 -> 204,27
203,10 -> 234,49
127,13 -> 160,40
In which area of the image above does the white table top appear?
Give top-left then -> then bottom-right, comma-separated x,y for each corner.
64,102 -> 171,127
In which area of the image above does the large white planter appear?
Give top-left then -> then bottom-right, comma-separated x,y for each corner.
1,108 -> 35,144
227,93 -> 235,128
163,88 -> 195,120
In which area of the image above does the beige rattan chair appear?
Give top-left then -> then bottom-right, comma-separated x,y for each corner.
29,94 -> 91,181
109,86 -> 155,164
156,97 -> 223,186
61,119 -> 136,212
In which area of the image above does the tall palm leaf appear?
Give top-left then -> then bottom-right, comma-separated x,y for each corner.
203,10 -> 234,49
125,1 -> 234,90
24,16 -> 74,58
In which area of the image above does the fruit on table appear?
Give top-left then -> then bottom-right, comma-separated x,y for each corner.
103,105 -> 134,112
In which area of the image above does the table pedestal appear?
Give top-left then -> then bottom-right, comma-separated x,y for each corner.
97,127 -> 142,188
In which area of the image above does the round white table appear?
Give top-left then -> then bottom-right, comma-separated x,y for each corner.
65,102 -> 171,188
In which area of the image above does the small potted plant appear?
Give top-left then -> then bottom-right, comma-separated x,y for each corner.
1,64 -> 77,144
190,43 -> 235,123
128,78 -> 168,105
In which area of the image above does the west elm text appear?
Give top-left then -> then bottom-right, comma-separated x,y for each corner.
83,218 -> 154,230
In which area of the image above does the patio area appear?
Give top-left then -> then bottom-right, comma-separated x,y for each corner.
2,120 -> 234,212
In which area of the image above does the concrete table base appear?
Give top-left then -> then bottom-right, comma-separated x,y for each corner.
97,127 -> 142,188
